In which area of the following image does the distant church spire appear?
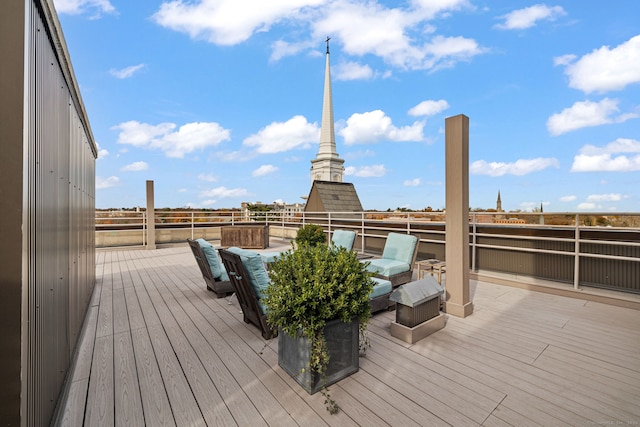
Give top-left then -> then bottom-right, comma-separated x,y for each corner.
496,191 -> 502,212
311,36 -> 345,183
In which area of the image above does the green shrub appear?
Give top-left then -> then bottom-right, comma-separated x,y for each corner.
295,223 -> 326,247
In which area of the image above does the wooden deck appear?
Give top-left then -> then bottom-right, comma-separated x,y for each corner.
55,245 -> 640,426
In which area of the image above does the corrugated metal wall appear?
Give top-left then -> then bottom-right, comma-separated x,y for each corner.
24,1 -> 97,424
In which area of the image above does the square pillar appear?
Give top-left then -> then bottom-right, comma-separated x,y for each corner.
445,115 -> 473,317
146,180 -> 156,250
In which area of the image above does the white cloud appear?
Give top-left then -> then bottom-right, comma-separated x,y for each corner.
53,0 -> 115,16
153,0 -> 324,45
96,143 -> 109,158
198,174 -> 218,182
344,164 -> 387,177
113,120 -> 231,158
109,64 -> 145,79
96,176 -> 120,189
333,61 -> 374,81
252,164 -> 279,177
546,98 -> 637,136
559,195 -> 577,202
470,157 -> 559,176
114,121 -> 175,146
339,110 -> 425,144
154,0 -> 483,72
269,39 -> 314,62
494,4 -> 566,30
199,186 -> 250,198
403,178 -> 421,186
408,99 -> 449,117
558,35 -> 640,93
553,54 -> 576,67
586,193 -> 624,202
571,138 -> 640,172
577,202 -> 598,210
121,161 -> 148,172
314,2 -> 482,71
243,115 -> 319,154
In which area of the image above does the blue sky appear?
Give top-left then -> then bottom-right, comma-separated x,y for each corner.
54,0 -> 640,212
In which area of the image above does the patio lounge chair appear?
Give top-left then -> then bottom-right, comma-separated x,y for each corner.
364,232 -> 419,288
330,229 -> 356,250
187,238 -> 234,298
369,277 -> 395,313
219,247 -> 276,339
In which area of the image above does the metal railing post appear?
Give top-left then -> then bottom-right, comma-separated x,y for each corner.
574,214 -> 580,289
472,213 -> 477,271
360,212 -> 366,254
278,211 -> 282,235
142,211 -> 146,246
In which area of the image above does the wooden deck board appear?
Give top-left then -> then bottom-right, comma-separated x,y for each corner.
55,246 -> 640,426
85,336 -> 114,426
425,327 -> 634,424
114,331 -> 145,426
147,324 -> 207,427
59,378 -> 89,427
130,328 -> 176,426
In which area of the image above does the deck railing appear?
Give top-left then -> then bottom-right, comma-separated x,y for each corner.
96,210 -> 640,294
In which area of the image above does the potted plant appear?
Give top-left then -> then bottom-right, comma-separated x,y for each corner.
262,242 -> 374,413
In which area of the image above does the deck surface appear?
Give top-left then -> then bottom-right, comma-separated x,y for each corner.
56,244 -> 640,426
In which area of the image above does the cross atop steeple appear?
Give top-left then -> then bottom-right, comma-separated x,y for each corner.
325,36 -> 330,54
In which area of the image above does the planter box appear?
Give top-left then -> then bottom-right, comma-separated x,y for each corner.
278,318 -> 359,394
221,224 -> 269,249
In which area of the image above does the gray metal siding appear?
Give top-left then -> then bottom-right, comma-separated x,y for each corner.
22,1 -> 97,424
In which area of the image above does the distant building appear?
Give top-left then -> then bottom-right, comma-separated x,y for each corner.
310,37 -> 345,183
495,218 -> 526,224
241,201 -> 305,220
496,190 -> 503,212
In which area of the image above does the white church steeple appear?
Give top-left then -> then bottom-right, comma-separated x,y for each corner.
311,37 -> 345,183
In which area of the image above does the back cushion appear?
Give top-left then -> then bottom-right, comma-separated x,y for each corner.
381,233 -> 418,264
196,239 -> 229,281
331,230 -> 356,250
226,247 -> 270,299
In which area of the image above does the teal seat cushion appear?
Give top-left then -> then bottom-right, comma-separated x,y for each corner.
365,259 -> 410,277
227,247 -> 271,303
260,251 -> 284,264
370,277 -> 392,299
331,230 -> 356,251
381,233 -> 418,265
196,239 -> 230,282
